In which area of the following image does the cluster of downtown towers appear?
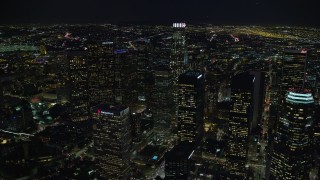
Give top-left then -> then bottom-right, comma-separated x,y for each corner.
0,24 -> 320,179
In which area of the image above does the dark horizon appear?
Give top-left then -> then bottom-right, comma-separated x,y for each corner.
1,0 -> 320,27
1,21 -> 320,28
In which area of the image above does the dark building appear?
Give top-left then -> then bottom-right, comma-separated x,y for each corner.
113,49 -> 137,106
205,63 -> 225,115
93,104 -> 131,179
177,71 -> 204,142
249,71 -> 265,134
165,142 -> 195,179
131,39 -> 154,108
131,109 -> 143,143
226,73 -> 254,177
152,65 -> 175,130
270,89 -> 314,179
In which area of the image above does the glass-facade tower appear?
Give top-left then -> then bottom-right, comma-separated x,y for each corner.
270,90 -> 314,179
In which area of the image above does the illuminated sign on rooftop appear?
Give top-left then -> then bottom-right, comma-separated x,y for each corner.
97,106 -> 129,117
102,42 -> 113,45
114,49 -> 128,54
173,23 -> 186,28
101,111 -> 114,116
97,109 -> 114,116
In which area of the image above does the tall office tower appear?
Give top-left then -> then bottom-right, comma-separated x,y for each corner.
87,41 -> 114,107
165,142 -> 195,179
205,63 -> 225,114
249,71 -> 265,134
132,40 -> 152,107
67,50 -> 89,121
281,49 -> 307,98
171,23 -> 188,128
113,49 -> 136,106
171,23 -> 188,79
177,71 -> 204,142
152,65 -> 175,130
131,111 -> 142,143
226,73 -> 254,177
93,104 -> 131,179
270,89 -> 314,179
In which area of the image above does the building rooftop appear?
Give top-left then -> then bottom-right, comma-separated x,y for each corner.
284,49 -> 307,55
231,73 -> 254,90
286,90 -> 314,104
166,142 -> 196,160
96,104 -> 129,117
178,70 -> 203,84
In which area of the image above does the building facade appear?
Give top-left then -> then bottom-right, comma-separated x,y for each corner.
93,104 -> 131,179
270,90 -> 314,179
177,71 -> 204,142
67,50 -> 89,121
226,73 -> 254,177
281,49 -> 307,97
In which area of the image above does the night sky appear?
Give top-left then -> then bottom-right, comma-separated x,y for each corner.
1,0 -> 319,26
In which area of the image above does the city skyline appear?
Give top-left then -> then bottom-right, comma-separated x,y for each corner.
0,2 -> 320,178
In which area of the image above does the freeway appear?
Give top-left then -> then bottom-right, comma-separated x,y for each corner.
0,129 -> 35,137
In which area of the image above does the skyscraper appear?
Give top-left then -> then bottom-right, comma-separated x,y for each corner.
152,65 -> 175,130
67,50 -> 89,121
249,71 -> 265,134
270,89 -> 314,179
165,142 -> 195,179
226,73 -> 254,177
281,49 -> 307,97
177,71 -> 204,142
113,49 -> 136,105
171,23 -> 188,79
87,41 -> 114,107
93,104 -> 131,179
171,23 -> 188,126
